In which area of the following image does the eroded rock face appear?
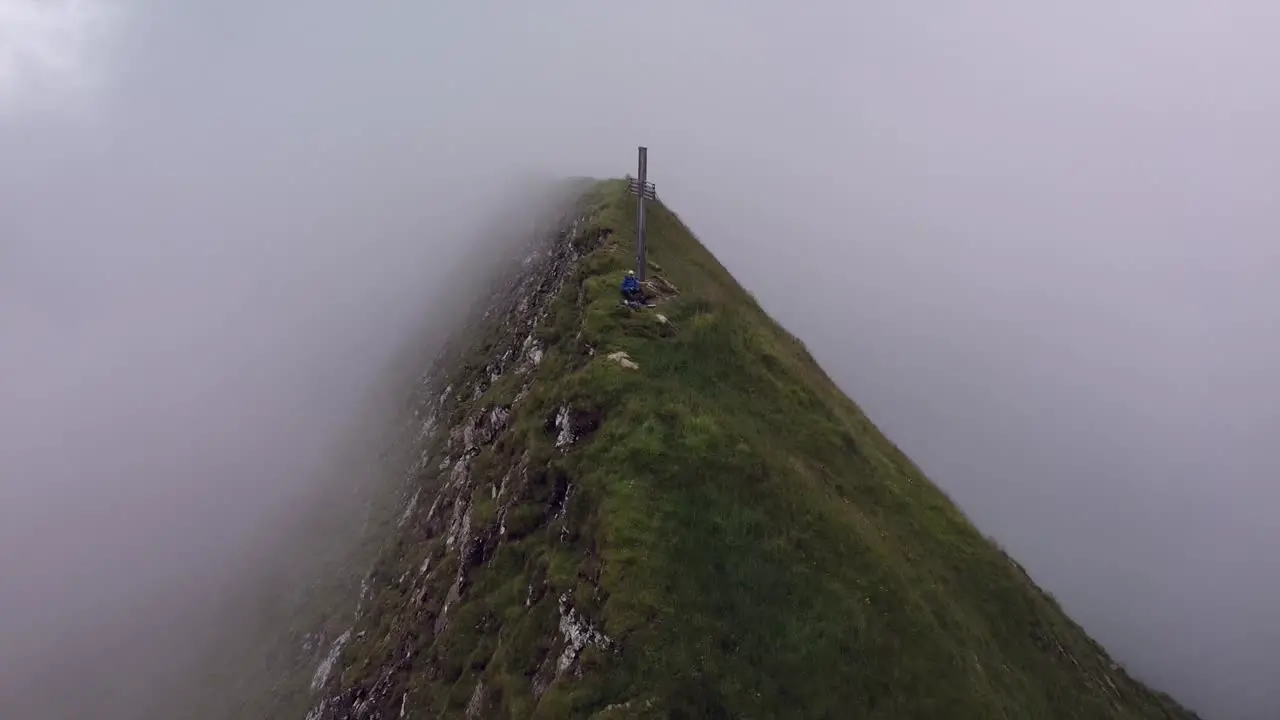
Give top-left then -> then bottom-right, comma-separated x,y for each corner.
546,403 -> 604,451
310,630 -> 351,692
553,405 -> 576,448
556,592 -> 614,676
607,350 -> 639,370
465,680 -> 487,719
303,201 -> 615,720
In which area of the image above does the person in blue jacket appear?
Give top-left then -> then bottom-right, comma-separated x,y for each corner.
621,269 -> 643,302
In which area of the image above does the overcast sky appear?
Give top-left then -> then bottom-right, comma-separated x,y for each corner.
1,1 -> 1276,718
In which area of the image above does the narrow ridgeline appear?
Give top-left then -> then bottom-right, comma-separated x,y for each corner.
302,180 -> 1198,719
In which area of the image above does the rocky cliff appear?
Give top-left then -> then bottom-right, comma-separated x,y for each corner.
294,180 -> 1197,719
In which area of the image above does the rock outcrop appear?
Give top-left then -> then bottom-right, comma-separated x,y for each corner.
303,188 -> 617,720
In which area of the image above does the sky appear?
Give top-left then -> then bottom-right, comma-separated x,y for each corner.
0,1 -> 1276,718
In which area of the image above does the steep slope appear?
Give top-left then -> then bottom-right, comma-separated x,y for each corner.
303,180 -> 1198,719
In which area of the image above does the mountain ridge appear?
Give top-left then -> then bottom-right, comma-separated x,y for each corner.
297,178 -> 1199,719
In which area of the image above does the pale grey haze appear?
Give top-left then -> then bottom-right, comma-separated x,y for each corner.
0,1 -> 1275,718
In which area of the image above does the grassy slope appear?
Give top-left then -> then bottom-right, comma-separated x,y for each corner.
521,180 -> 1193,718
323,178 -> 1196,719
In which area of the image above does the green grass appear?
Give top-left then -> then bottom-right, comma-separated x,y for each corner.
316,179 -> 1198,719
519,180 -> 1193,718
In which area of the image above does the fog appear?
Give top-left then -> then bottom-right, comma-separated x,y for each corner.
1,1 -> 1276,718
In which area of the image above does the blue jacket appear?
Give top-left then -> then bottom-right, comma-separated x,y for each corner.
621,275 -> 640,293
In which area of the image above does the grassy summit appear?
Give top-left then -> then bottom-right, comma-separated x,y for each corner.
307,179 -> 1197,719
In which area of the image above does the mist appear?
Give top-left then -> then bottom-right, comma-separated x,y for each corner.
1,1 -> 1276,718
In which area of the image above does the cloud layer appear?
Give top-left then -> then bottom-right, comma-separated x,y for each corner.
0,0 -> 118,100
1,2 -> 1277,718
